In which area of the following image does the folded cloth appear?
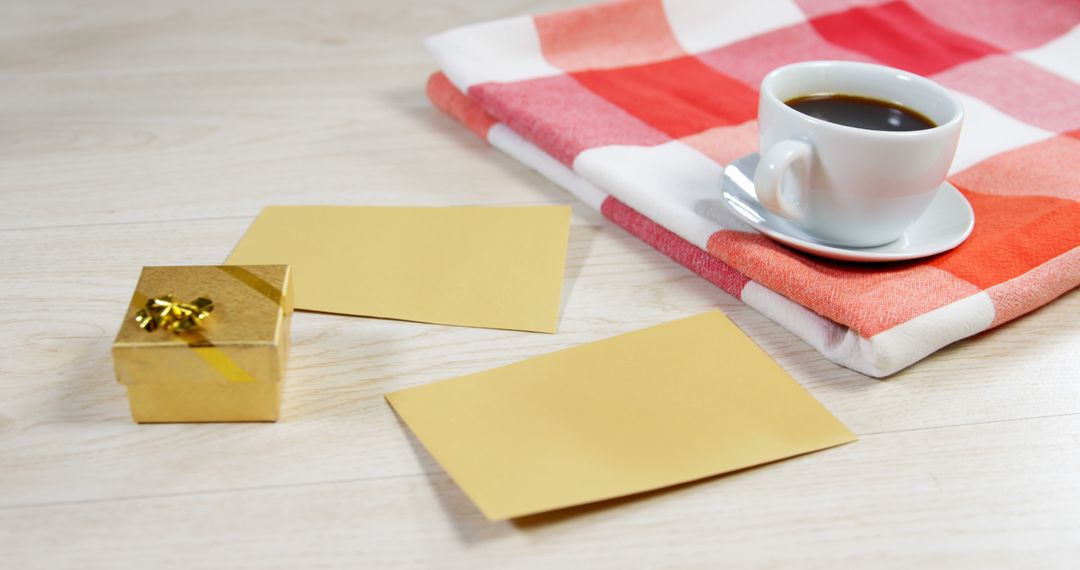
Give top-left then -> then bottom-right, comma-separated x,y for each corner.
425,0 -> 1080,377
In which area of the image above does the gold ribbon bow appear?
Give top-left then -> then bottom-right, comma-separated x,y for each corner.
135,295 -> 214,333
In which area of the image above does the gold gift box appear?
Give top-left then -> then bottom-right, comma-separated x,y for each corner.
112,265 -> 293,423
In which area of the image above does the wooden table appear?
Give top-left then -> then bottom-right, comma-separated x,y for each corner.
2,1 -> 1078,567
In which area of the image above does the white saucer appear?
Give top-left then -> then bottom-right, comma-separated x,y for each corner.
719,153 -> 975,262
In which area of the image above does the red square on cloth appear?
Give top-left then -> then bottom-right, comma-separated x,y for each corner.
698,21 -> 877,90
906,0 -> 1080,52
795,0 -> 885,19
427,73 -> 497,139
705,230 -> 981,338
927,188 -> 1080,290
470,74 -> 670,166
679,121 -> 760,166
572,55 -> 759,139
950,134 -> 1080,203
810,0 -> 1002,76
534,0 -> 684,72
933,55 -> 1080,135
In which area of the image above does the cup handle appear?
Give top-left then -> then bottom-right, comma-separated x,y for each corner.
753,140 -> 812,223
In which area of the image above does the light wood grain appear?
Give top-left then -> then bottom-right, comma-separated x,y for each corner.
1,1 -> 1078,568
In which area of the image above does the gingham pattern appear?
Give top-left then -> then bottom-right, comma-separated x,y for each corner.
426,0 -> 1080,377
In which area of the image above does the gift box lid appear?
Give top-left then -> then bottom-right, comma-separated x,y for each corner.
113,265 -> 292,349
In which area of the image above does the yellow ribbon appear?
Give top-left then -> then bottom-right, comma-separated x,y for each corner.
134,295 -> 214,333
128,268 -> 285,384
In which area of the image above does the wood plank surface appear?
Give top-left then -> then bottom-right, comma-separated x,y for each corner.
2,1 -> 1077,568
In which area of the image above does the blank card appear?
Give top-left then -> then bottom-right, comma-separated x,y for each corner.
226,205 -> 571,332
386,311 -> 856,520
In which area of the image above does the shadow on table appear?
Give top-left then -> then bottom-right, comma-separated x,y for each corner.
392,412 -> 519,544
510,450 -> 836,532
555,223 -> 600,321
393,406 -> 828,540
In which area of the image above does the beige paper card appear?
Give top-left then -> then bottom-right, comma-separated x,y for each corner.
226,206 -> 571,333
386,311 -> 856,520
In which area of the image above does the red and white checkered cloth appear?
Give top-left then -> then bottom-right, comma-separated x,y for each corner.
425,0 -> 1080,377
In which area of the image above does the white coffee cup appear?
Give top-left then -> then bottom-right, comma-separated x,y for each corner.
754,61 -> 963,248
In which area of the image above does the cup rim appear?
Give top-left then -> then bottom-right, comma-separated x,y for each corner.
760,60 -> 964,138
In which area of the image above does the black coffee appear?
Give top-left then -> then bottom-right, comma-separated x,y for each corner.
785,94 -> 935,132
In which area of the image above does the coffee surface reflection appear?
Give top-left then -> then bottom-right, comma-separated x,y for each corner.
786,94 -> 935,132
